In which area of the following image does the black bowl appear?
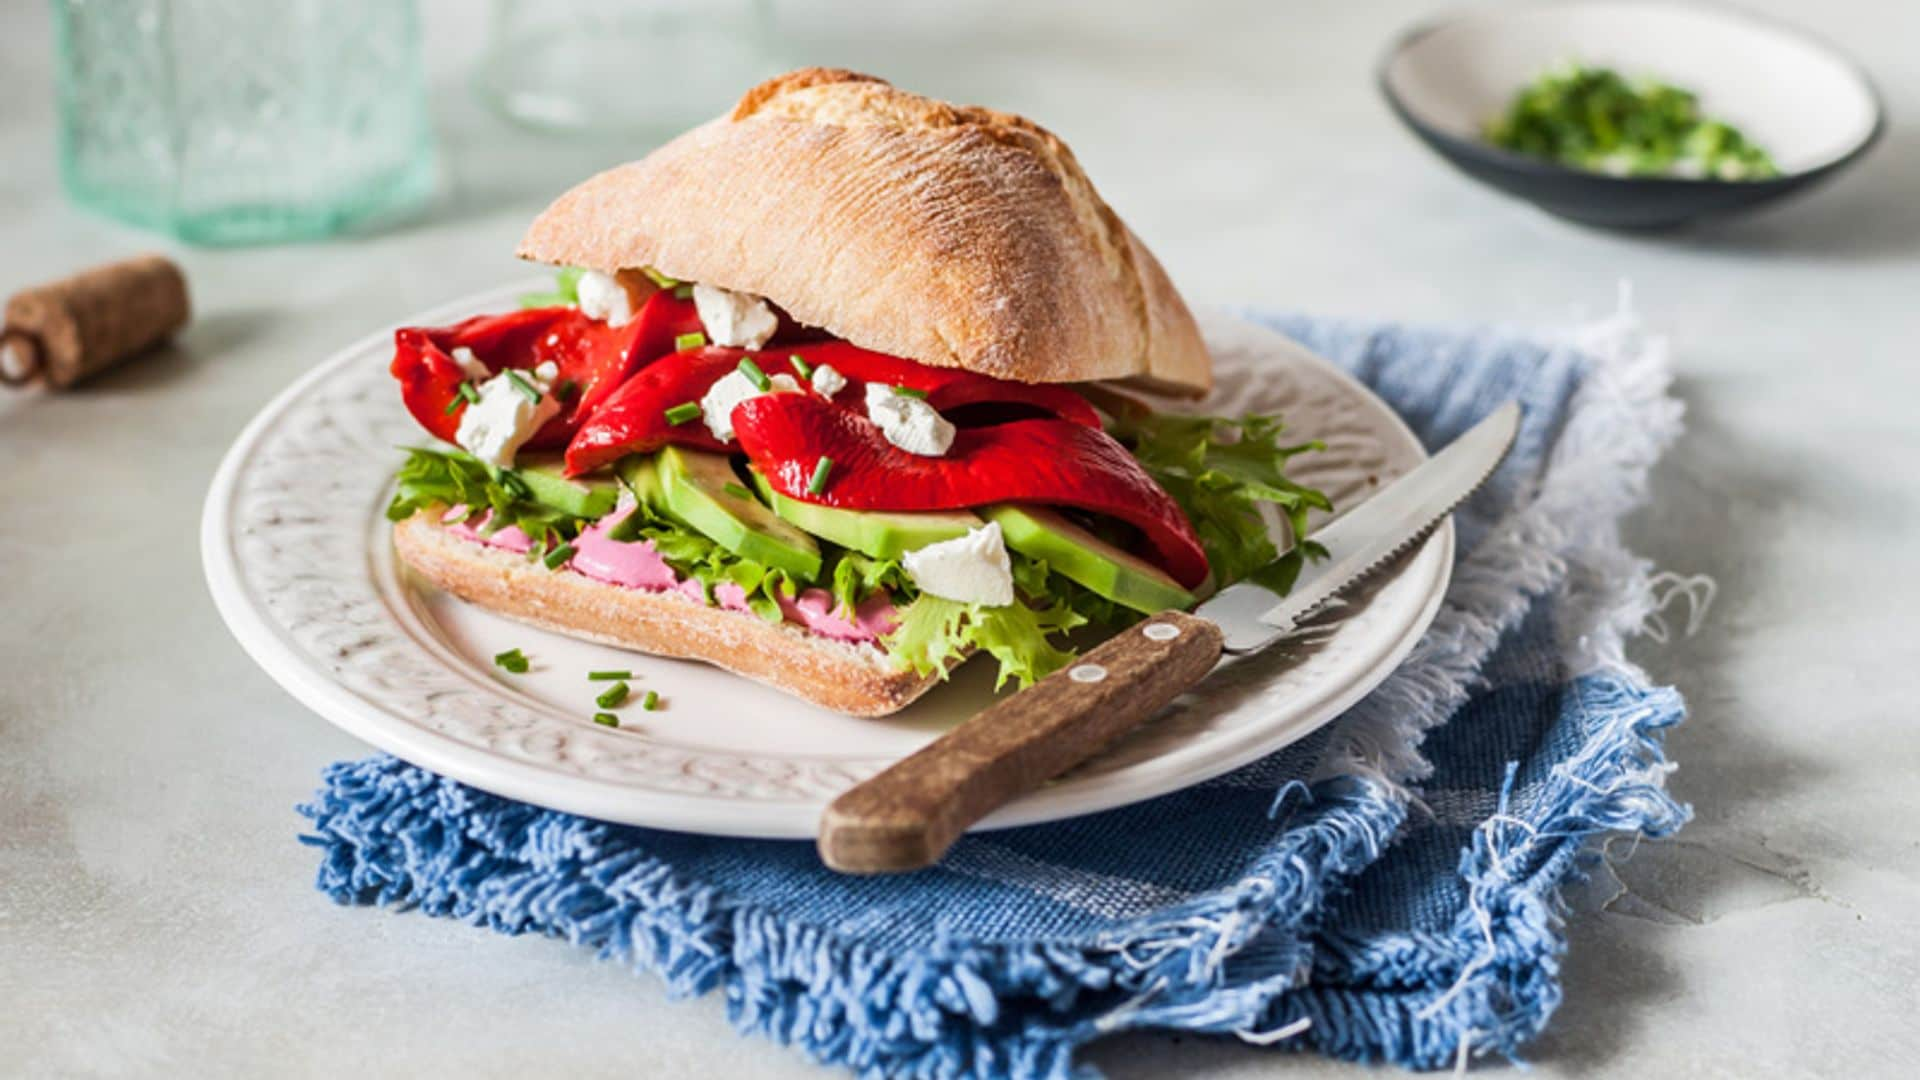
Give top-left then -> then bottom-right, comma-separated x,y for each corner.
1379,1 -> 1884,230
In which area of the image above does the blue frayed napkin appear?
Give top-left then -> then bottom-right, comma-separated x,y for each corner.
301,305 -> 1690,1077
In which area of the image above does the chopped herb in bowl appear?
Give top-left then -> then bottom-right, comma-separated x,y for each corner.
1484,63 -> 1778,181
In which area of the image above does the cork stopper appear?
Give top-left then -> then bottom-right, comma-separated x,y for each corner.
2,254 -> 191,390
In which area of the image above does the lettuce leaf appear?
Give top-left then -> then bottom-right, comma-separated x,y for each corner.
1110,412 -> 1333,592
885,593 -> 1086,691
386,446 -> 583,558
518,266 -> 585,310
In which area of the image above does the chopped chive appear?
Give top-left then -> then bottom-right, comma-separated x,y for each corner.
442,394 -> 465,415
543,543 -> 575,570
642,267 -> 679,288
808,456 -> 833,495
593,712 -> 620,727
641,689 -> 660,711
493,648 -> 529,674
588,670 -> 632,681
664,401 -> 702,425
674,331 -> 707,352
789,354 -> 814,380
723,481 -> 753,501
458,381 -> 482,404
737,356 -> 769,391
555,378 -> 579,401
673,283 -> 694,299
505,369 -> 542,404
596,681 -> 630,708
893,385 -> 927,399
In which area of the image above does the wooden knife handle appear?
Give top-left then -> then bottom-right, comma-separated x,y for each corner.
817,610 -> 1224,874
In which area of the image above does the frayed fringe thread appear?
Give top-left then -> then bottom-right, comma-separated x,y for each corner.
1257,682 -> 1689,1069
299,761 -> 1406,1080
1318,289 -> 1687,787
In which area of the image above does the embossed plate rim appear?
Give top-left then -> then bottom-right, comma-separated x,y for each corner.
202,283 -> 1450,837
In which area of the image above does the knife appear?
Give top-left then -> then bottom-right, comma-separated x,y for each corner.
817,400 -> 1522,874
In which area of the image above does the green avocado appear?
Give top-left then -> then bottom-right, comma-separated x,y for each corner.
984,504 -> 1196,614
749,468 -> 981,559
657,445 -> 822,581
613,453 -> 666,513
513,453 -> 621,519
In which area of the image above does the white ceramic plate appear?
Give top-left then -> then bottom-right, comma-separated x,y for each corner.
202,283 -> 1451,838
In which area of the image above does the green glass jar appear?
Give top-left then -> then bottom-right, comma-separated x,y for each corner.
51,0 -> 437,246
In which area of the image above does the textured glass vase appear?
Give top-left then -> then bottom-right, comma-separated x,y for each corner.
52,0 -> 436,246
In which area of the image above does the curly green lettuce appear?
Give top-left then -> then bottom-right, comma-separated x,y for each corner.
1110,411 -> 1332,595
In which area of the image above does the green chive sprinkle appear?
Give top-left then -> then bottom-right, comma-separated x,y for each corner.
642,267 -> 678,288
808,456 -> 833,495
499,470 -> 532,500
737,357 -> 770,391
642,689 -> 660,711
893,385 -> 927,399
588,670 -> 633,681
458,381 -> 482,405
664,401 -> 702,425
494,648 -> 529,674
674,331 -> 707,352
543,543 -> 575,570
593,712 -> 620,727
789,354 -> 814,380
673,283 -> 694,299
555,378 -> 579,401
442,394 -> 465,415
596,681 -> 630,708
723,481 -> 753,501
505,369 -> 542,404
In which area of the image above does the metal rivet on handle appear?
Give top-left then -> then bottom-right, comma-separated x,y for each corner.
1069,663 -> 1108,684
1142,622 -> 1180,642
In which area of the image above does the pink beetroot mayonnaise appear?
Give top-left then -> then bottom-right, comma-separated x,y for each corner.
447,507 -> 896,644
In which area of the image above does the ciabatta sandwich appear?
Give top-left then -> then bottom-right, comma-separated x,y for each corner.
386,68 -> 1327,717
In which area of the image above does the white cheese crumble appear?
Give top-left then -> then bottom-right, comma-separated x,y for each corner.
455,371 -> 561,468
576,269 -> 637,327
902,522 -> 1015,607
865,383 -> 955,457
533,360 -> 559,384
450,346 -> 489,382
692,283 -> 779,349
810,363 -> 847,399
698,369 -> 800,442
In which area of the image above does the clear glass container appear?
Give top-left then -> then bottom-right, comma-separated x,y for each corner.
474,0 -> 776,140
51,0 -> 437,246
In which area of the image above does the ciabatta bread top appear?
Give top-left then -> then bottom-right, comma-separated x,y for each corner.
516,68 -> 1212,396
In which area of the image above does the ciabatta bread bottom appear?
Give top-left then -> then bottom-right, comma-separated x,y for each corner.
392,512 -> 940,717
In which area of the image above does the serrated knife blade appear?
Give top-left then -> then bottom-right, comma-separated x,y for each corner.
1196,400 -> 1521,655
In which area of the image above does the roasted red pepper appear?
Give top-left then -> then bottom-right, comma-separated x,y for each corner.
563,341 -> 1101,474
392,290 -> 703,447
733,392 -> 1211,588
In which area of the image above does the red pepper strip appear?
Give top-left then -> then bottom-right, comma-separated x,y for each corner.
733,392 -> 1211,589
774,342 -> 1101,428
563,342 -> 1101,475
391,291 -> 703,447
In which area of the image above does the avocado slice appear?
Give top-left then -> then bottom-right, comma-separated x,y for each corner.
748,468 -> 981,559
984,504 -> 1196,614
614,453 -> 667,513
657,445 -> 822,581
513,453 -> 621,519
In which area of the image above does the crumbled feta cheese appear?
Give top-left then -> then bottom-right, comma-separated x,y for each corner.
576,269 -> 637,327
810,363 -> 847,399
692,283 -> 779,349
865,383 -> 955,457
450,346 -> 489,382
455,371 -> 561,468
698,370 -> 801,442
902,523 -> 1015,606
532,360 -> 559,384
